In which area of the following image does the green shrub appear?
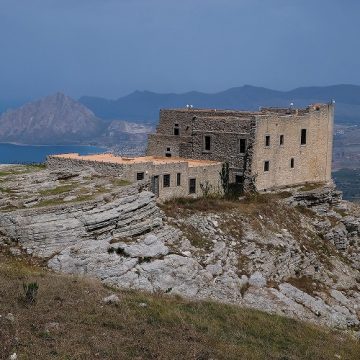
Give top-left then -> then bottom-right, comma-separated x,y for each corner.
23,282 -> 39,304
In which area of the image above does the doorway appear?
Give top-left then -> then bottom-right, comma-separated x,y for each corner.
151,175 -> 160,197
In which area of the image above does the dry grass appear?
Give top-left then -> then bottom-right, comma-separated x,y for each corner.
39,184 -> 77,196
160,197 -> 237,217
1,251 -> 360,360
160,193 -> 291,217
162,196 -> 341,272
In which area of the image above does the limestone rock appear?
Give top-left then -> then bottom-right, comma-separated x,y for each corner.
5,313 -> 15,322
249,271 -> 267,288
102,294 -> 121,305
119,234 -> 169,258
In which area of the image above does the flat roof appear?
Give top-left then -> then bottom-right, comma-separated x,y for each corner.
162,103 -> 329,115
50,153 -> 221,167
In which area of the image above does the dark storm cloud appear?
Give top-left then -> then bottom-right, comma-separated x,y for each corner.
0,0 -> 359,101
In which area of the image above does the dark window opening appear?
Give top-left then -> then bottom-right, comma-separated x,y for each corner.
239,139 -> 247,154
235,175 -> 243,184
264,161 -> 270,172
204,135 -> 211,151
163,174 -> 170,187
265,135 -> 270,147
177,173 -> 181,186
301,129 -> 307,145
136,172 -> 144,181
173,124 -> 179,136
165,147 -> 171,157
176,173 -> 181,186
280,135 -> 284,146
290,158 -> 295,168
189,178 -> 196,194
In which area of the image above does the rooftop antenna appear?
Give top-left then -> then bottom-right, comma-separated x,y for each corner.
186,104 -> 190,109
190,105 -> 193,109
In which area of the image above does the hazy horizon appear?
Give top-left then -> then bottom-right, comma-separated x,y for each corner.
1,0 -> 360,102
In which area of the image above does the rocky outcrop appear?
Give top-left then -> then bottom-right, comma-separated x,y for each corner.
0,188 -> 161,258
1,166 -> 360,333
287,184 -> 342,207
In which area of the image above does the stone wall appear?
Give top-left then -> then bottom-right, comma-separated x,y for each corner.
47,156 -> 126,177
189,116 -> 255,183
252,103 -> 334,190
147,104 -> 334,192
147,109 -> 256,184
47,155 -> 222,200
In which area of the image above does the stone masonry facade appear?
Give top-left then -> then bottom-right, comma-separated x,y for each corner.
146,103 -> 334,191
47,154 -> 223,200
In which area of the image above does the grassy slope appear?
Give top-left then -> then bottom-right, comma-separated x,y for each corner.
1,252 -> 359,360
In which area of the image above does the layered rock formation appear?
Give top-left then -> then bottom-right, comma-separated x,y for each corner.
0,166 -> 360,334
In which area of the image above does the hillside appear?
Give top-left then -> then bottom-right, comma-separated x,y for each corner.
1,251 -> 360,360
79,84 -> 360,124
0,164 -> 360,337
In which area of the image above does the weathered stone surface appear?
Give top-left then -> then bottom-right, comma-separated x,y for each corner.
1,170 -> 360,332
249,271 -> 267,288
288,185 -> 342,207
0,189 -> 162,258
118,234 -> 169,258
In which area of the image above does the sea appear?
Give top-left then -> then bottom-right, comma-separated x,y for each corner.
0,143 -> 106,164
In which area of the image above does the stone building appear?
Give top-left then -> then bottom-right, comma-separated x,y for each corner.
146,103 -> 334,191
47,154 -> 222,200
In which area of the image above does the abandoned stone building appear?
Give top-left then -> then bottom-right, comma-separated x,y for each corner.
48,102 -> 334,199
146,103 -> 334,191
47,154 -> 222,200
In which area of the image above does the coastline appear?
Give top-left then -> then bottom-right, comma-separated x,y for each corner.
0,143 -> 107,165
0,141 -> 107,148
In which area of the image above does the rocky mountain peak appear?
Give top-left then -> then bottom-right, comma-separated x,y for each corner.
0,92 -> 104,144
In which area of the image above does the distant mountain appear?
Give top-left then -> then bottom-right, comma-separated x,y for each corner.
79,85 -> 360,124
0,93 -> 153,145
0,93 -> 105,144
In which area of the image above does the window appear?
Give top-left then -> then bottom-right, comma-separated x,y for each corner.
189,178 -> 196,194
239,139 -> 247,154
174,124 -> 179,136
204,135 -> 211,151
265,135 -> 270,147
280,135 -> 284,146
264,161 -> 270,172
290,158 -> 295,168
177,173 -> 181,186
163,174 -> 170,187
235,175 -> 243,184
165,147 -> 171,157
301,129 -> 307,145
166,147 -> 171,151
165,153 -> 172,158
136,172 -> 144,181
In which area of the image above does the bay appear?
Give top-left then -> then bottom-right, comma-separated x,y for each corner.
0,143 -> 106,164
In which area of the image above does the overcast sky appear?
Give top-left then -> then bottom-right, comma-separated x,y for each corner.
0,0 -> 359,101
